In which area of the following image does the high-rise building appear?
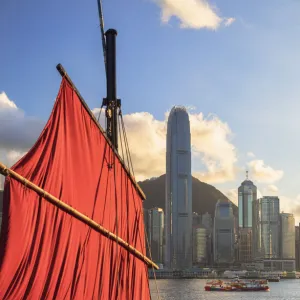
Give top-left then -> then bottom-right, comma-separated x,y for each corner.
280,213 -> 295,259
165,106 -> 192,270
214,199 -> 235,264
194,227 -> 207,264
202,212 -> 213,231
192,212 -> 202,263
295,225 -> 300,270
202,212 -> 213,265
148,207 -> 164,264
238,173 -> 257,262
252,196 -> 280,259
238,172 -> 257,228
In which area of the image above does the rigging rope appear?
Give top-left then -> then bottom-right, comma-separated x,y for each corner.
97,0 -> 107,76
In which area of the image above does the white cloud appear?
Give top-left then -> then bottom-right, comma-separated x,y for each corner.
0,92 -> 18,110
247,159 -> 283,184
92,109 -> 238,183
153,0 -> 235,30
266,184 -> 278,193
0,92 -> 44,151
190,113 -> 237,183
224,188 -> 238,205
247,151 -> 255,158
224,17 -> 235,27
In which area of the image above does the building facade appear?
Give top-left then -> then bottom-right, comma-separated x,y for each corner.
295,225 -> 300,270
202,212 -> 213,265
148,207 -> 164,264
165,106 -> 192,269
194,227 -> 207,264
280,213 -> 295,259
253,196 -> 280,260
214,200 -> 235,264
238,175 -> 257,262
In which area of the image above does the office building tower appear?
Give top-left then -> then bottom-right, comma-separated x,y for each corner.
253,196 -> 280,259
295,225 -> 300,270
214,199 -> 235,264
280,213 -> 295,259
238,172 -> 257,262
148,207 -> 164,264
165,106 -> 192,269
201,212 -> 213,265
194,227 -> 207,264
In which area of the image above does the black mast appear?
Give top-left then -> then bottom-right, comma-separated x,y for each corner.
102,29 -> 121,151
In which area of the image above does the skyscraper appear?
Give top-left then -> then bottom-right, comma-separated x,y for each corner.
238,172 -> 257,228
214,199 -> 235,264
280,213 -> 295,259
165,106 -> 192,269
253,196 -> 280,259
238,173 -> 257,262
148,207 -> 164,264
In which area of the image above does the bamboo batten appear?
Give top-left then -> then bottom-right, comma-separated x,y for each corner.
0,162 -> 159,270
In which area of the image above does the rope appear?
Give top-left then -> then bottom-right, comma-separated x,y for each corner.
97,0 -> 107,76
144,211 -> 161,300
119,112 -> 135,177
97,105 -> 104,124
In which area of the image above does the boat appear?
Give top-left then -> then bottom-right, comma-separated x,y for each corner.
266,276 -> 280,282
0,1 -> 158,299
205,279 -> 270,292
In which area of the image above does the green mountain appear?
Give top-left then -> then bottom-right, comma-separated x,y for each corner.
139,174 -> 237,217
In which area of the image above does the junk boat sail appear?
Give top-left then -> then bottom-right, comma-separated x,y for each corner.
0,5 -> 158,300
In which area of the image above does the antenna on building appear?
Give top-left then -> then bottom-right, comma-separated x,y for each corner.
246,170 -> 249,180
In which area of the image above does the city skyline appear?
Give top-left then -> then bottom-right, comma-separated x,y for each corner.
1,1 -> 300,223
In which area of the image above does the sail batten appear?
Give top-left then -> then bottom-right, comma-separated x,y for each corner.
0,161 -> 158,270
0,77 -> 152,299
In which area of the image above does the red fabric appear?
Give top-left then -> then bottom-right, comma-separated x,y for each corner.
0,78 -> 150,299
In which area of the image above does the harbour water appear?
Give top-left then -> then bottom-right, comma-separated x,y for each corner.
150,279 -> 300,300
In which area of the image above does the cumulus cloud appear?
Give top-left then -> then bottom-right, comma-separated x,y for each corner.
93,109 -> 238,183
190,113 -> 237,183
224,17 -> 235,27
247,151 -> 255,158
0,92 -> 43,176
266,184 -> 278,193
224,188 -> 238,205
0,92 -> 44,151
247,159 -> 283,184
153,0 -> 235,30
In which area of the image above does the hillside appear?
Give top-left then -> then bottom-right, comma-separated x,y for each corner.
139,174 -> 237,217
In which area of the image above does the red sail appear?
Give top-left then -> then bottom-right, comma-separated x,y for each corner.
0,78 -> 150,299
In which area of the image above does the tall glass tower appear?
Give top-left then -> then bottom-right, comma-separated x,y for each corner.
238,172 -> 257,228
238,172 -> 257,262
253,196 -> 280,259
165,106 -> 192,270
214,199 -> 235,264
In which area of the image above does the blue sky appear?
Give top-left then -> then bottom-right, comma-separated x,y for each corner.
1,0 -> 300,219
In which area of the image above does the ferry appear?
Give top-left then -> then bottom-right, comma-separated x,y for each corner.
205,279 -> 270,292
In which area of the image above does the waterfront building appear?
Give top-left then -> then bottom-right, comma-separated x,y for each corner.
213,199 -> 235,264
201,212 -> 213,265
295,225 -> 300,270
165,106 -> 192,269
148,207 -> 164,264
194,227 -> 207,264
238,173 -> 257,262
252,196 -> 280,259
280,213 -> 295,259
